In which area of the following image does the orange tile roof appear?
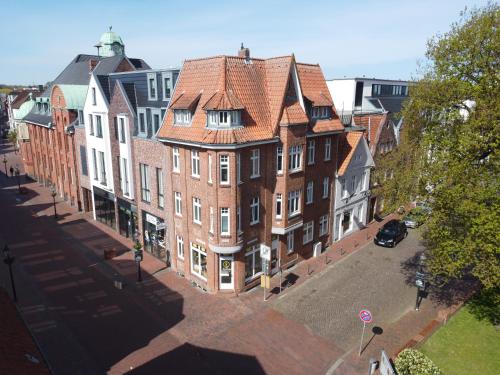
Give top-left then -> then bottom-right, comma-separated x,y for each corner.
158,55 -> 343,145
280,101 -> 309,125
338,131 -> 364,176
202,90 -> 245,110
353,113 -> 387,152
311,118 -> 344,133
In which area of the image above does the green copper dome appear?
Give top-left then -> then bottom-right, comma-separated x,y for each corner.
96,27 -> 125,57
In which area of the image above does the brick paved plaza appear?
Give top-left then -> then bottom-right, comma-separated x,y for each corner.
0,140 -> 457,374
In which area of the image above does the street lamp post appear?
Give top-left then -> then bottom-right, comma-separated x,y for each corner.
3,245 -> 17,303
14,165 -> 21,194
2,155 -> 7,176
415,253 -> 427,311
133,241 -> 143,282
50,186 -> 58,219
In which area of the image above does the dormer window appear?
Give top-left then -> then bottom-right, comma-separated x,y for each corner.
174,109 -> 191,125
206,110 -> 242,128
36,102 -> 42,112
147,73 -> 158,101
312,106 -> 330,119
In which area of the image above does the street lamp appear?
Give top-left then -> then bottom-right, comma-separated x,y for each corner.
50,185 -> 58,219
133,240 -> 143,282
3,245 -> 17,302
14,165 -> 21,194
2,155 -> 7,176
415,253 -> 427,311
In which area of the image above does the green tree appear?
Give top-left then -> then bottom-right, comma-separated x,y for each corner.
7,129 -> 18,154
383,3 -> 500,289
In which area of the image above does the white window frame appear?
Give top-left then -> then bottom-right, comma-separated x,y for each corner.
323,177 -> 329,199
174,192 -> 182,216
219,111 -> 230,127
220,208 -> 230,236
209,206 -> 214,234
162,72 -> 172,101
319,215 -> 329,236
276,146 -> 284,175
306,181 -> 314,204
307,140 -> 315,165
191,149 -> 200,178
138,109 -> 146,136
276,193 -> 282,219
341,178 -> 348,198
190,243 -> 207,280
174,110 -> 191,125
287,231 -> 294,253
250,196 -> 260,225
219,154 -> 229,185
324,138 -> 332,161
192,197 -> 201,224
176,236 -> 184,259
118,116 -> 126,144
98,151 -> 106,185
237,206 -> 242,233
208,154 -> 213,183
172,146 -> 180,172
245,245 -> 262,282
147,73 -> 158,101
312,106 -> 319,118
121,157 -> 129,196
236,152 -> 241,183
250,149 -> 260,178
303,221 -> 314,244
288,190 -> 301,217
288,145 -> 302,172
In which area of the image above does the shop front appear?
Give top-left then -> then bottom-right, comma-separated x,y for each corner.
142,210 -> 168,264
118,199 -> 137,240
93,186 -> 116,229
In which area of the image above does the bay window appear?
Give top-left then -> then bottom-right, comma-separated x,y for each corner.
288,190 -> 301,217
220,208 -> 230,235
219,154 -> 229,185
288,145 -> 302,172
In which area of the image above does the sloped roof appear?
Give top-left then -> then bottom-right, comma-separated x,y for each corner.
310,118 -> 344,133
338,131 -> 364,176
353,113 -> 387,148
55,85 -> 88,109
296,63 -> 334,107
158,55 -> 342,145
280,101 -> 309,125
377,96 -> 405,114
202,90 -> 244,110
10,90 -> 40,109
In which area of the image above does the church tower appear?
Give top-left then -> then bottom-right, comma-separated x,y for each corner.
94,27 -> 125,57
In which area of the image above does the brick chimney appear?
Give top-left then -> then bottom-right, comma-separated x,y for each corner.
238,43 -> 250,60
89,59 -> 98,72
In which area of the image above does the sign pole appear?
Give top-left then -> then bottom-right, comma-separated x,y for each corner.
359,321 -> 366,356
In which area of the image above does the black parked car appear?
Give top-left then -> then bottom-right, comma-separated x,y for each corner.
374,219 -> 408,247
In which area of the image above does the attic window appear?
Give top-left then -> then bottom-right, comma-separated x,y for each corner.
147,73 -> 157,101
174,109 -> 191,125
207,110 -> 242,128
312,106 -> 330,119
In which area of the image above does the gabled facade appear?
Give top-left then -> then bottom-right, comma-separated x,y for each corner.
333,131 -> 374,241
156,47 -> 345,293
353,113 -> 398,219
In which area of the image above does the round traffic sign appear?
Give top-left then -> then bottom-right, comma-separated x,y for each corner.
359,309 -> 372,323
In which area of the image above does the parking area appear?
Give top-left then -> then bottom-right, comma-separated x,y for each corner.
273,229 -> 424,352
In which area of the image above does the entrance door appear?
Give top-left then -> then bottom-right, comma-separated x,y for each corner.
271,235 -> 279,274
219,255 -> 234,290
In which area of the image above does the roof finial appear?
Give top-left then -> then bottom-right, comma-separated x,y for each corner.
109,25 -> 112,31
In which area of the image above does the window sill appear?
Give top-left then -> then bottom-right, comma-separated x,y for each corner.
289,169 -> 302,175
172,170 -> 180,175
303,240 -> 313,245
220,234 -> 231,238
288,212 -> 301,219
250,221 -> 260,226
219,183 -> 231,187
193,221 -> 202,226
324,159 -> 331,162
250,175 -> 261,180
191,175 -> 200,180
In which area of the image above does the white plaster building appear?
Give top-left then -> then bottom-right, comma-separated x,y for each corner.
333,131 -> 374,241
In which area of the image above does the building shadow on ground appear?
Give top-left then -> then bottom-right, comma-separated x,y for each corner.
128,343 -> 266,375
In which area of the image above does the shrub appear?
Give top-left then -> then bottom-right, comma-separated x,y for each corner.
395,349 -> 442,375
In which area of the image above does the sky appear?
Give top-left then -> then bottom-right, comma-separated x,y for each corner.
0,0 -> 491,85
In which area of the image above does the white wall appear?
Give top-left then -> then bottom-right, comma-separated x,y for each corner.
333,138 -> 374,241
84,74 -> 114,200
327,80 -> 356,114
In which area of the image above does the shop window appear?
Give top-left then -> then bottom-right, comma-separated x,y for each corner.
245,244 -> 262,282
191,243 -> 207,280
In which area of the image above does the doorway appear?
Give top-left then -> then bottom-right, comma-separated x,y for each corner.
219,255 -> 234,290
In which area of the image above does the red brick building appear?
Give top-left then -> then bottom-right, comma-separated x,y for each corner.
157,48 -> 345,293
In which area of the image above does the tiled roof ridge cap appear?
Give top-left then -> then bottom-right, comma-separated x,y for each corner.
184,54 -> 299,63
296,62 -> 320,67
